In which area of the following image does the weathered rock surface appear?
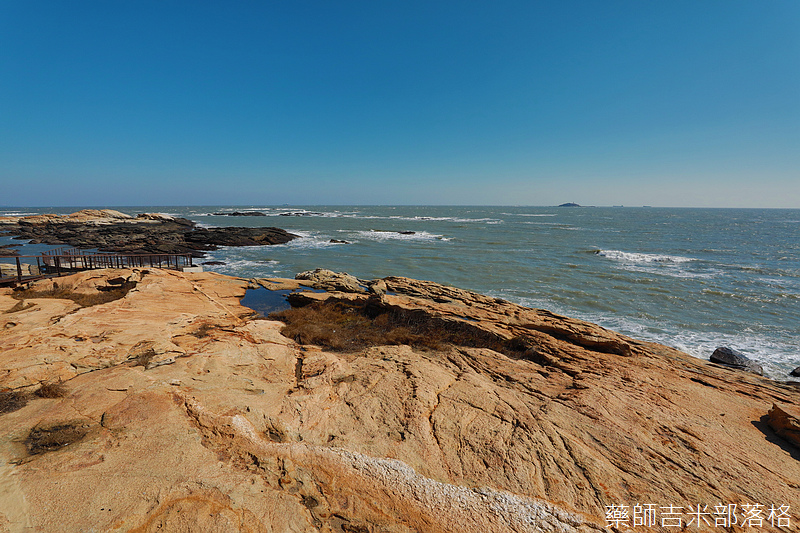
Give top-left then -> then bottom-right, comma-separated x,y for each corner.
0,209 -> 133,226
0,245 -> 20,256
0,209 -> 297,257
295,268 -> 367,293
710,346 -> 764,375
1,268 -> 799,532
767,404 -> 800,450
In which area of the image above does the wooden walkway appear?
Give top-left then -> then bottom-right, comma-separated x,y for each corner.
0,249 -> 194,286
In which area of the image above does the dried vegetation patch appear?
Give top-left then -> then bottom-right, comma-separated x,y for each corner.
270,299 -> 530,356
35,381 -> 68,399
25,421 -> 90,455
11,279 -> 137,307
0,390 -> 28,414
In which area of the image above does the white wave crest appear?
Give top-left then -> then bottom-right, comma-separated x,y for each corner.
596,250 -> 695,263
281,230 -> 347,249
340,214 -> 500,223
353,230 -> 447,242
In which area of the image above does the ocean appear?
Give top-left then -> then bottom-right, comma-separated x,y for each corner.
2,205 -> 799,378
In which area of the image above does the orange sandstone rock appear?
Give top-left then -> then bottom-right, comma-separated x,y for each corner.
0,268 -> 797,532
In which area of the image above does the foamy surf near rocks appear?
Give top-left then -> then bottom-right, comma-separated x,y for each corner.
0,268 -> 798,531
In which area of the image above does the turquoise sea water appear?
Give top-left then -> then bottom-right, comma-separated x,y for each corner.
3,205 -> 799,377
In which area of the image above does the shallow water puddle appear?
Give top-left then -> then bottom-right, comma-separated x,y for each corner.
240,288 -> 293,316
240,287 -> 326,316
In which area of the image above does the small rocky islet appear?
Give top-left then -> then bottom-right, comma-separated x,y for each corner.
0,265 -> 798,531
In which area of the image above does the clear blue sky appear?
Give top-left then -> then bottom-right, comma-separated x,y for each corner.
2,1 -> 798,207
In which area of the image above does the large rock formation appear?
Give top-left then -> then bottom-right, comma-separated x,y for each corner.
0,269 -> 798,532
0,209 -> 297,257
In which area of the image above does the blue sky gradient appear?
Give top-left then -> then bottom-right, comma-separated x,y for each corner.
2,1 -> 798,207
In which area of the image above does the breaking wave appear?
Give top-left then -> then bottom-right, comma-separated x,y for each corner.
595,250 -> 696,263
352,230 -> 450,242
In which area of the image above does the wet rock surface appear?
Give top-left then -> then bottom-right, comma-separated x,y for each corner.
710,346 -> 764,375
0,209 -> 296,257
1,268 -> 798,532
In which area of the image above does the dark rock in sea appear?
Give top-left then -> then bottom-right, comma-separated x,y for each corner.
558,202 -> 581,207
202,261 -> 226,266
2,213 -> 297,258
329,239 -> 350,244
0,245 -> 19,256
790,366 -> 800,377
371,229 -> 415,235
278,211 -> 324,217
213,211 -> 267,216
710,347 -> 764,375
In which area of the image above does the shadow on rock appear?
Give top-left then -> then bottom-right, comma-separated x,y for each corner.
751,415 -> 800,461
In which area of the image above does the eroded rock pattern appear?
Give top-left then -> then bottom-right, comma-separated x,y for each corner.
0,269 -> 798,532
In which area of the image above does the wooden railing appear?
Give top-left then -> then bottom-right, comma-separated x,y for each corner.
0,252 -> 194,286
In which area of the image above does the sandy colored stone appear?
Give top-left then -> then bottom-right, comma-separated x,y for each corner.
0,269 -> 798,532
767,403 -> 800,449
295,268 -> 367,293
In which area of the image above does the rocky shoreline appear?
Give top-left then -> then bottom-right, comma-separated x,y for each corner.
0,267 -> 798,531
0,209 -> 297,257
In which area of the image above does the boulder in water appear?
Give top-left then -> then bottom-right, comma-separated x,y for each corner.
710,347 -> 763,375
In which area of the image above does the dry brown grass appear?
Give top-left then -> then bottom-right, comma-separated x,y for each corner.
25,422 -> 90,455
35,381 -> 68,399
12,280 -> 136,307
190,323 -> 215,338
128,341 -> 157,367
270,299 -> 525,356
0,389 -> 28,414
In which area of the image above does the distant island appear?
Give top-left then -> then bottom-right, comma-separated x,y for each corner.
557,202 -> 581,207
